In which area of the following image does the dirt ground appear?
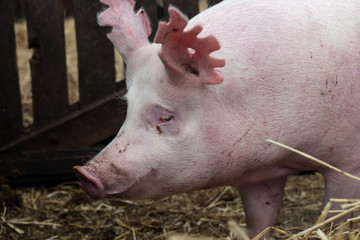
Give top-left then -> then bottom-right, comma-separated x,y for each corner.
0,173 -> 323,239
1,172 -> 359,239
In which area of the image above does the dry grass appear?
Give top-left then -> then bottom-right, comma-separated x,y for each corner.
1,182 -> 242,240
1,167 -> 359,239
0,173 -> 328,240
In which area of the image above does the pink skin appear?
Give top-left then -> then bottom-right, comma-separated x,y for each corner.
74,0 -> 360,237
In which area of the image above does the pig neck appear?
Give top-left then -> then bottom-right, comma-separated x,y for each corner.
198,82 -> 289,186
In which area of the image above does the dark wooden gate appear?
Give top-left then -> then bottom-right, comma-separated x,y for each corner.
0,0 -> 222,185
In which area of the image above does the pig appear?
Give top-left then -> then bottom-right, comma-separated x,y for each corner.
73,0 -> 360,236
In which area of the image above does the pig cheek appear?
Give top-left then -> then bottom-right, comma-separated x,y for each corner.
203,122 -> 223,147
103,160 -> 148,195
109,148 -> 156,194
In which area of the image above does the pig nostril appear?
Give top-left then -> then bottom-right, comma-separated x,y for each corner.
73,166 -> 104,199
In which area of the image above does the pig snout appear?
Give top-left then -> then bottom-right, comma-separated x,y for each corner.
73,166 -> 104,199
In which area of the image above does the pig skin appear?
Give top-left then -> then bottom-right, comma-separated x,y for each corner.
74,0 -> 360,237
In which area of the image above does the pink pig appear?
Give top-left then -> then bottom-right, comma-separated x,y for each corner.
73,0 -> 360,236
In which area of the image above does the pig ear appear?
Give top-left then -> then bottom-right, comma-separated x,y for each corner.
154,7 -> 225,85
98,0 -> 151,62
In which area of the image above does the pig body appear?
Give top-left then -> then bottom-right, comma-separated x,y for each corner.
74,0 -> 360,236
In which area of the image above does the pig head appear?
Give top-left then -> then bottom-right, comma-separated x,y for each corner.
73,0 -> 226,199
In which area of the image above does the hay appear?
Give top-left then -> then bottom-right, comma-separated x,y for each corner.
287,198 -> 360,239
1,174 -> 358,239
0,173 -> 331,240
0,183 -> 242,239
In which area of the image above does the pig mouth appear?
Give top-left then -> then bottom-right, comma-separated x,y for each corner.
73,165 -> 159,200
104,26 -> 113,34
73,165 -> 147,199
73,166 -> 106,199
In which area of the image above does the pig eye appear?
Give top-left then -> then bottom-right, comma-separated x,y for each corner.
150,105 -> 177,135
159,115 -> 173,123
156,115 -> 177,135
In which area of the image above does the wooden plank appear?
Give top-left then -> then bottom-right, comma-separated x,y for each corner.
208,0 -> 223,7
164,0 -> 199,20
14,0 -> 26,18
64,0 -> 74,17
25,0 -> 69,128
0,86 -> 127,153
0,149 -> 99,185
73,0 -> 116,106
135,0 -> 159,41
0,0 -> 24,147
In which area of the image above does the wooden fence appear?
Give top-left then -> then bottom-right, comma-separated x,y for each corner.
0,0 -> 222,184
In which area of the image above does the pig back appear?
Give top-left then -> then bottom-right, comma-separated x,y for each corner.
188,0 -> 360,88
188,0 -> 360,163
